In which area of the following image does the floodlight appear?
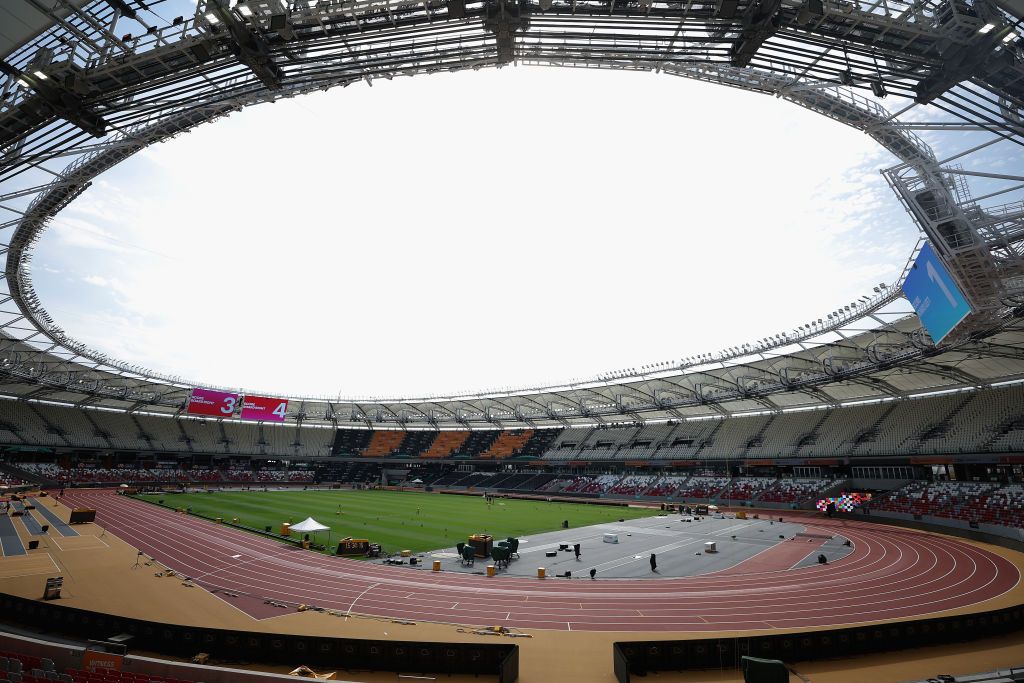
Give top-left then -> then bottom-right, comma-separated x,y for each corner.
205,12 -> 220,23
979,23 -> 995,33
1003,32 -> 1016,43
33,71 -> 48,80
237,2 -> 253,16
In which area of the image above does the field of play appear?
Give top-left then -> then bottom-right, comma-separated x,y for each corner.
135,489 -> 661,554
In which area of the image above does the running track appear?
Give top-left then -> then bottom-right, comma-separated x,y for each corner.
58,490 -> 1021,633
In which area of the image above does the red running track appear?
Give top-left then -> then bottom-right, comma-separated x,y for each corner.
59,490 -> 1021,633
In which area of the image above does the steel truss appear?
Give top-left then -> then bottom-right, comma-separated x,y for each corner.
0,0 -> 1022,429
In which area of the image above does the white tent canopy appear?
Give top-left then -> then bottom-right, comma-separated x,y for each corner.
290,517 -> 330,533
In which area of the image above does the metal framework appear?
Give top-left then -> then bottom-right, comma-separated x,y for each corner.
0,0 -> 1022,429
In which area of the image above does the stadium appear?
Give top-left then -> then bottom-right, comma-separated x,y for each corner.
0,0 -> 1023,681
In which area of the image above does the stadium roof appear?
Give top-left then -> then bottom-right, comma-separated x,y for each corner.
0,0 -> 1022,428
1,311 -> 1020,427
0,0 -> 91,60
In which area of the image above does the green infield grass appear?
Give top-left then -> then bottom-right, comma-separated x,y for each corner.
136,489 -> 660,555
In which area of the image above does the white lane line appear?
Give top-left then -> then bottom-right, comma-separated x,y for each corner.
346,582 -> 380,619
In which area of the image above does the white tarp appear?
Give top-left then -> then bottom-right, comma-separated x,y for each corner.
290,517 -> 330,532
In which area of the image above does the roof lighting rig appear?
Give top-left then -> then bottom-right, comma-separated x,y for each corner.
203,0 -> 285,90
0,0 -> 1021,426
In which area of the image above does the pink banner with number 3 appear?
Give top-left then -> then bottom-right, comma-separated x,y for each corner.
186,387 -> 239,417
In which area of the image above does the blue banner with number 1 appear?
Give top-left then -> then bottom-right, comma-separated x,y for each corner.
902,241 -> 972,344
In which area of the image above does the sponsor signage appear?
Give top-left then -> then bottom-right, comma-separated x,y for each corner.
186,388 -> 239,417
240,395 -> 289,422
83,650 -> 124,672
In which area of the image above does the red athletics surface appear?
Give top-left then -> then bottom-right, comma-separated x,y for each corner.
715,535 -> 828,575
58,490 -> 1021,633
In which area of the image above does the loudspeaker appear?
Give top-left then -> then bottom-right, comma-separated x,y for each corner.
28,540 -> 39,550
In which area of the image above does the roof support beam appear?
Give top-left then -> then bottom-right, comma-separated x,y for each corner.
0,60 -> 108,140
484,0 -> 529,64
206,2 -> 284,90
730,0 -> 781,68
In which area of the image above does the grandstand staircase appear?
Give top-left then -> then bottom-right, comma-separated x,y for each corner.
364,430 -> 406,457
480,430 -> 533,459
981,416 -> 1024,451
25,402 -> 72,446
743,414 -> 777,456
0,462 -> 40,484
520,428 -> 561,457
812,479 -> 850,507
639,474 -> 665,496
695,420 -> 724,457
853,402 -> 901,450
909,393 -> 977,454
653,422 -> 684,456
395,430 -> 433,457
558,427 -> 597,460
623,424 -> 647,451
422,431 -> 468,459
577,427 -> 599,453
457,430 -> 500,457
606,473 -> 628,493
129,414 -> 155,449
216,422 -> 232,453
794,410 -> 832,456
174,421 -> 195,452
79,410 -> 115,449
0,420 -> 25,444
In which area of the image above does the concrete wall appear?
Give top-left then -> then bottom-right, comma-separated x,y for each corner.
0,629 -> 346,683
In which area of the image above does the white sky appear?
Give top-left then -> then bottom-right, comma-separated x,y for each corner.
31,66 -> 919,399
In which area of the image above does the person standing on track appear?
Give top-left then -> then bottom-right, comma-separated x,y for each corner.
650,553 -> 657,573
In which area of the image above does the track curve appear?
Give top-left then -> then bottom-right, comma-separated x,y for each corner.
60,490 -> 1021,633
